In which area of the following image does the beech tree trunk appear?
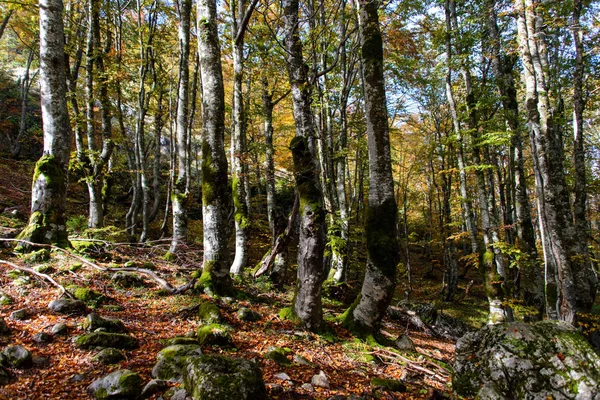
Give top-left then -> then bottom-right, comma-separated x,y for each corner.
283,0 -> 326,332
342,0 -> 400,337
18,0 -> 71,249
197,0 -> 233,296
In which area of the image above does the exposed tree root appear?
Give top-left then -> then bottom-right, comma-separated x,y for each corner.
0,259 -> 74,299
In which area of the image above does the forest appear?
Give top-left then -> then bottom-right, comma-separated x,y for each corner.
0,0 -> 599,397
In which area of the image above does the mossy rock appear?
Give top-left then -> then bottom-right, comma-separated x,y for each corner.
10,308 -> 29,320
370,378 -> 407,392
183,355 -> 268,400
69,262 -> 83,272
196,324 -> 234,347
33,264 -> 55,274
197,302 -> 222,324
160,337 -> 200,346
91,348 -> 125,365
141,261 -> 156,270
84,226 -> 129,242
7,269 -> 25,279
12,276 -> 32,287
71,287 -> 105,308
87,369 -> 142,400
48,298 -> 87,314
263,347 -> 292,366
237,307 -> 261,322
152,344 -> 203,382
71,240 -> 98,255
0,292 -> 13,306
2,345 -> 32,368
83,313 -> 127,333
74,332 -> 138,350
111,271 -> 146,288
20,249 -> 51,263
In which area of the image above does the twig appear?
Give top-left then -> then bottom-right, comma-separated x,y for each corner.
0,259 -> 73,299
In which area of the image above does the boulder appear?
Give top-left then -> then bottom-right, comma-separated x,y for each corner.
394,334 -> 416,352
196,324 -> 234,347
2,345 -> 32,368
33,332 -> 51,343
51,322 -> 68,335
91,348 -> 125,365
453,321 -> 600,399
311,370 -> 329,389
151,344 -> 203,382
183,355 -> 267,400
264,347 -> 292,366
88,369 -> 142,399
237,307 -> 261,322
111,271 -> 146,288
74,332 -> 138,350
48,298 -> 87,314
0,318 -> 10,335
197,302 -> 222,324
9,308 -> 29,321
140,379 -> 168,398
83,313 -> 127,333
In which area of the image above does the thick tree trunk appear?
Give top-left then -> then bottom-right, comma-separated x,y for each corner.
342,0 -> 400,338
17,0 -> 71,249
283,0 -> 326,332
170,0 -> 192,254
196,0 -> 233,296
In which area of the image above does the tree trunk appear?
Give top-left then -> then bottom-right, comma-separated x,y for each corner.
342,0 -> 400,338
283,0 -> 326,332
12,49 -> 35,158
196,0 -> 233,296
17,0 -> 71,249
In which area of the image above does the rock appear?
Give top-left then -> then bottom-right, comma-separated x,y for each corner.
0,318 -> 10,335
32,356 -> 50,368
33,264 -> 54,274
273,372 -> 291,381
2,345 -> 32,368
152,344 -> 203,382
111,271 -> 146,288
91,348 -> 125,364
197,302 -> 222,324
0,291 -> 14,306
293,354 -> 312,366
169,388 -> 189,400
21,249 -> 50,263
311,370 -> 329,389
0,366 -> 10,385
264,347 -> 292,366
72,287 -> 105,307
48,298 -> 87,314
453,321 -> 600,399
394,334 -> 416,352
33,332 -> 51,343
83,313 -> 127,333
71,374 -> 86,382
74,332 -> 138,350
140,379 -> 168,398
51,322 -> 68,335
265,383 -> 284,395
160,337 -> 199,346
196,324 -> 234,347
301,383 -> 314,392
370,378 -> 407,392
10,308 -> 29,320
434,312 -> 470,340
88,369 -> 142,400
237,307 -> 261,322
183,354 -> 268,400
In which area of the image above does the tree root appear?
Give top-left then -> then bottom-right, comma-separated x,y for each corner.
0,259 -> 74,299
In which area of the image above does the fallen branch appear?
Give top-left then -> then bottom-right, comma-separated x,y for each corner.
387,305 -> 441,338
0,259 -> 73,299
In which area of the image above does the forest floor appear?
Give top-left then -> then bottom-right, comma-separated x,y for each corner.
0,158 -> 490,399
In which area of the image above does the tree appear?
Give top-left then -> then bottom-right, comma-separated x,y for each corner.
342,0 -> 400,339
17,0 -> 71,249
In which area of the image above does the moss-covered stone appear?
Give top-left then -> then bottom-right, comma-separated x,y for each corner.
111,271 -> 145,288
2,345 -> 32,368
183,355 -> 268,400
74,332 -> 138,350
237,307 -> 261,322
48,298 -> 87,314
21,249 -> 51,263
370,378 -> 406,392
197,302 -> 222,324
33,264 -> 55,274
83,313 -> 127,333
0,291 -> 14,306
196,324 -> 234,347
263,347 -> 292,366
69,262 -> 83,272
71,287 -> 105,308
88,369 -> 142,399
91,348 -> 125,365
151,344 -> 203,382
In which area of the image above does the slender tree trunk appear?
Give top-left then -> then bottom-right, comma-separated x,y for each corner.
12,49 -> 35,158
18,0 -> 71,249
170,0 -> 192,254
262,79 -> 277,245
197,0 -> 233,296
283,0 -> 326,332
0,10 -> 13,42
342,0 -> 400,338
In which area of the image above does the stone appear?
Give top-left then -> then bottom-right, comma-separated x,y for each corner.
264,347 -> 292,366
151,344 -> 203,382
394,334 -> 416,352
293,354 -> 312,366
48,298 -> 87,314
273,372 -> 291,381
71,374 -> 86,382
111,271 -> 145,288
91,348 -> 125,365
2,345 -> 32,368
197,302 -> 222,324
370,378 -> 407,392
88,369 -> 142,399
10,308 -> 29,320
51,322 -> 68,335
160,337 -> 199,346
140,379 -> 168,398
74,332 -> 138,350
33,332 -> 51,343
237,307 -> 261,322
32,356 -> 50,368
196,324 -> 234,347
72,287 -> 104,307
183,354 -> 268,400
453,321 -> 600,399
83,313 -> 127,333
0,366 -> 10,386
301,383 -> 314,392
169,388 -> 189,400
311,370 -> 329,389
0,318 -> 10,335
0,291 -> 13,306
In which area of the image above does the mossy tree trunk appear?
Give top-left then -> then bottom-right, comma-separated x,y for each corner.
283,0 -> 326,332
196,0 -> 233,296
342,0 -> 400,337
18,0 -> 71,249
170,0 -> 192,255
